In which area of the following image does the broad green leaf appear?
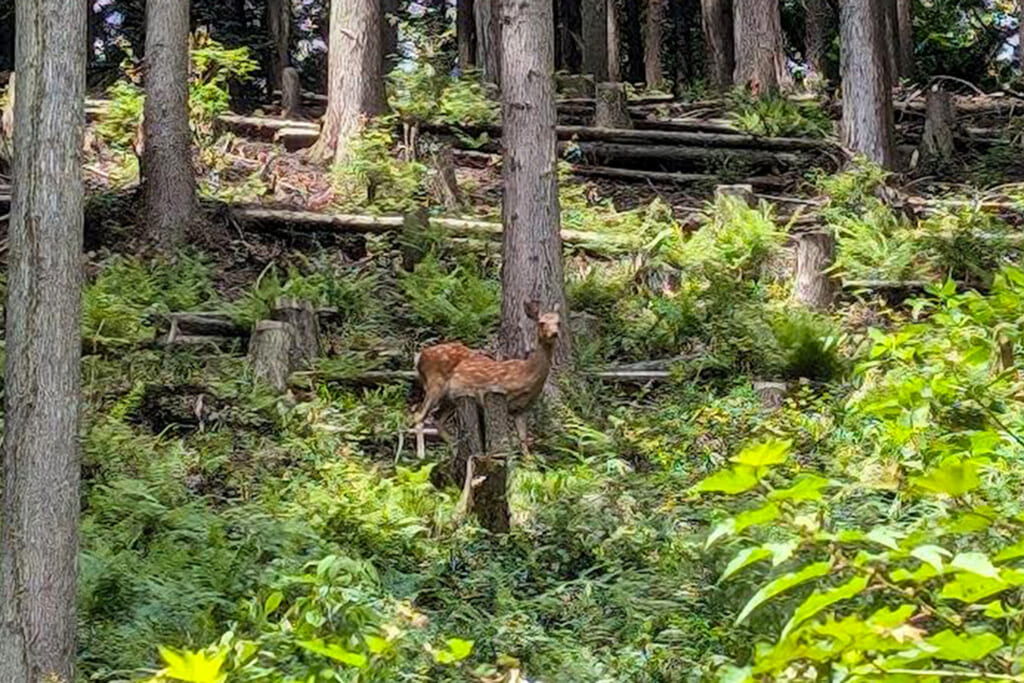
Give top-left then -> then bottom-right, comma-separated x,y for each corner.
910,457 -> 981,497
157,647 -> 227,683
731,439 -> 792,468
706,518 -> 737,549
983,600 -> 1012,618
693,466 -> 759,495
296,640 -> 368,668
940,572 -> 1010,603
718,665 -> 754,683
780,574 -> 869,640
866,527 -> 902,551
446,638 -> 474,661
765,540 -> 799,566
768,474 -> 833,502
735,561 -> 832,625
735,503 -> 780,534
263,591 -> 283,616
924,630 -> 1003,661
950,552 -> 999,579
994,537 -> 1024,563
890,563 -> 940,584
364,635 -> 390,655
910,545 -> 951,573
720,547 -> 772,582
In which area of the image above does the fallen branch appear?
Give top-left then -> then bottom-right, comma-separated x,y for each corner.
568,141 -> 804,169
569,164 -> 790,188
557,124 -> 833,152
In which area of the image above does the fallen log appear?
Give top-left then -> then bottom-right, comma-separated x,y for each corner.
558,125 -> 832,152
216,114 -> 319,140
568,164 -> 790,189
634,118 -> 743,135
557,92 -> 675,107
569,141 -> 804,169
153,312 -> 249,340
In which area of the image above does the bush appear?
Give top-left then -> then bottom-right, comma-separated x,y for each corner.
399,252 -> 500,345
727,90 -> 832,139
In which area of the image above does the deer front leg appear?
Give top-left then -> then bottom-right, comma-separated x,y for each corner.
515,413 -> 530,456
412,385 -> 444,459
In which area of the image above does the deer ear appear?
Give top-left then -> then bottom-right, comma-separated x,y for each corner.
524,300 -> 540,320
552,302 -> 562,314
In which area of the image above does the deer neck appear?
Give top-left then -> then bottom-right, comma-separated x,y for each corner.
526,337 -> 556,383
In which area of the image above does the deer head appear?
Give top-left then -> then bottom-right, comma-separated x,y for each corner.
524,300 -> 561,347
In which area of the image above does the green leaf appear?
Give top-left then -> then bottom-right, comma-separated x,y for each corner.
296,640 -> 368,668
765,540 -> 799,566
940,572 -> 1010,603
735,561 -> 832,625
910,545 -> 951,573
866,527 -> 902,551
445,638 -> 474,661
720,547 -> 773,582
982,600 -> 1012,618
924,630 -> 1003,661
693,465 -> 760,495
780,574 -> 869,640
734,503 -> 780,534
706,518 -> 737,549
950,552 -> 999,579
157,647 -> 227,683
263,591 -> 283,616
994,537 -> 1024,563
364,635 -> 390,655
768,474 -> 833,502
910,457 -> 981,497
731,439 -> 792,468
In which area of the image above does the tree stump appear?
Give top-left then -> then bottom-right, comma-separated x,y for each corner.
753,380 -> 788,411
272,297 -> 319,368
714,183 -> 755,206
281,67 -> 302,119
451,393 -> 512,534
919,87 -> 955,166
428,145 -> 460,211
249,320 -> 295,393
793,230 -> 837,311
594,82 -> 632,128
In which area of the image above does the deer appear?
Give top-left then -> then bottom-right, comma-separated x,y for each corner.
411,341 -> 491,458
412,301 -> 561,459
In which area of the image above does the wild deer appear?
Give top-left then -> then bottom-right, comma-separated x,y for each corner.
411,301 -> 561,458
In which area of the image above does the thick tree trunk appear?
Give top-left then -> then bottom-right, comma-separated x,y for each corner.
624,0 -> 645,83
881,0 -> 899,85
477,393 -> 512,533
793,230 -> 836,310
499,0 -> 571,363
582,0 -> 609,80
0,0 -> 85,679
896,0 -> 913,80
607,0 -> 621,82
919,87 -> 955,166
312,0 -> 385,164
733,0 -> 788,95
805,0 -> 830,85
644,0 -> 666,89
381,0 -> 399,75
475,0 -> 501,86
840,0 -> 895,169
142,0 -> 196,248
1019,0 -> 1024,70
701,0 -> 734,91
266,0 -> 291,90
457,0 -> 476,71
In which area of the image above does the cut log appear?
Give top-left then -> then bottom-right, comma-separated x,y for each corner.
154,312 -> 249,341
557,92 -> 674,106
275,127 -> 320,151
567,164 -> 790,188
281,67 -> 303,119
919,88 -> 956,167
753,381 -> 788,410
793,230 -> 837,310
594,82 -> 633,128
248,320 -> 295,393
569,141 -> 803,169
272,297 -> 319,368
715,184 -> 755,206
215,114 -> 319,140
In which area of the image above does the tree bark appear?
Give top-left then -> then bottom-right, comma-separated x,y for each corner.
312,0 -> 385,164
607,0 -> 621,82
249,320 -> 295,393
381,0 -> 399,75
272,297 -> 320,368
582,0 -> 609,80
732,0 -> 788,95
594,81 -> 632,127
562,0 -> 584,72
624,0 -> 645,83
880,0 -> 899,85
142,0 -> 196,248
644,0 -> 666,89
475,0 -> 501,86
839,0 -> 895,169
266,0 -> 291,90
805,0 -> 830,85
0,0 -> 85,679
282,66 -> 303,118
1019,0 -> 1024,70
499,0 -> 571,363
701,0 -> 734,91
476,393 -> 512,534
457,0 -> 476,72
919,87 -> 955,166
793,230 -> 837,310
896,0 -> 913,80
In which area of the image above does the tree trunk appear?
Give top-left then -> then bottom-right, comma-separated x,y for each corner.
0,0 -> 85,679
805,0 -> 830,85
793,230 -> 836,310
607,0 -> 621,82
582,0 -> 609,80
919,87 -> 955,166
896,0 -> 913,80
701,0 -> 734,91
0,0 -> 13,72
839,0 -> 894,169
624,0 -> 645,83
381,0 -> 399,75
476,393 -> 512,534
562,0 -> 583,72
142,0 -> 196,248
880,0 -> 899,85
644,0 -> 666,89
595,81 -> 632,127
475,0 -> 501,86
499,0 -> 571,363
453,397 -> 483,489
249,320 -> 295,393
457,0 -> 476,72
732,0 -> 788,95
311,0 -> 385,164
266,0 -> 291,90
282,66 -> 302,118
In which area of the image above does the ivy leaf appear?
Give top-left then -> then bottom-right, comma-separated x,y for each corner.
735,561 -> 832,625
994,537 -> 1024,563
720,547 -> 772,582
731,439 -> 792,468
910,457 -> 981,497
950,552 -> 999,579
780,574 -> 869,640
768,474 -> 833,502
924,630 -> 1003,661
692,465 -> 759,495
910,545 -> 951,573
296,640 -> 368,668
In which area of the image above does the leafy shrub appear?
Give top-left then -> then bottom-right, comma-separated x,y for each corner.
915,207 -> 1018,287
727,90 -> 832,139
399,252 -> 500,345
388,63 -> 500,130
331,119 -> 428,212
831,203 -> 919,281
770,308 -> 844,381
670,195 -> 783,277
